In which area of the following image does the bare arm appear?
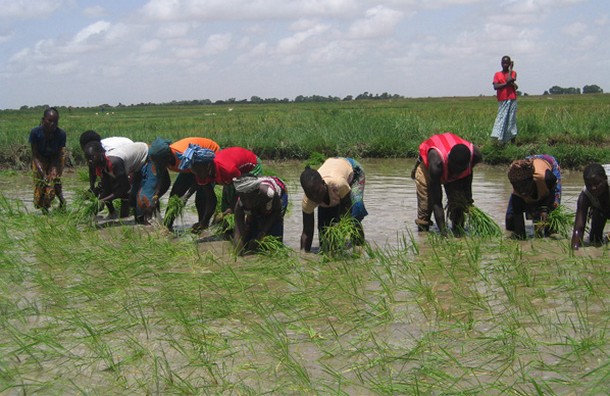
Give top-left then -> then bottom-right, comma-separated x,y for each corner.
30,144 -> 45,176
301,211 -> 315,252
233,203 -> 249,255
571,192 -> 590,250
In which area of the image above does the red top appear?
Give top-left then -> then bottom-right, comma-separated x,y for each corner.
419,132 -> 474,183
196,147 -> 258,185
493,70 -> 517,101
168,137 -> 220,172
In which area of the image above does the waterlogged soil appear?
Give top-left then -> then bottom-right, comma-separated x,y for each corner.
2,159 -> 609,394
0,158 -> 604,250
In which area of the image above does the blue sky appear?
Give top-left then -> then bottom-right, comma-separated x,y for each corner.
1,0 -> 608,109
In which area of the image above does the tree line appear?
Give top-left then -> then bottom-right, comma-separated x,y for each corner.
543,84 -> 603,95
13,85 -> 604,112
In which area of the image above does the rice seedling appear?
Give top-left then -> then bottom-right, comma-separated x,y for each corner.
68,189 -> 101,225
465,205 -> 502,238
319,215 -> 365,258
538,204 -> 574,238
163,194 -> 186,228
253,235 -> 293,258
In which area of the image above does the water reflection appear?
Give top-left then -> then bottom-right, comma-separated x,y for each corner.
0,159 -> 598,249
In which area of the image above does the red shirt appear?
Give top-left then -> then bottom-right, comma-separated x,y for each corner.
493,70 -> 517,101
419,132 -> 474,183
197,147 -> 258,185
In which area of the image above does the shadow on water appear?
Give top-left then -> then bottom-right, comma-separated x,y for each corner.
0,159 -> 600,250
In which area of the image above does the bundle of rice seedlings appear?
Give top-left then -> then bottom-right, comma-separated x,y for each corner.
254,236 -> 291,258
163,195 -> 186,228
219,213 -> 235,234
70,189 -> 101,225
320,215 -> 364,257
465,206 -> 502,238
540,204 -> 574,237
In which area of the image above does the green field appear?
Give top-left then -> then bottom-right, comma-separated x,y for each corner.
1,95 -> 610,394
0,193 -> 609,394
2,93 -> 610,168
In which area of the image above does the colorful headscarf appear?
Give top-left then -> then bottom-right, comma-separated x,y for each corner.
178,144 -> 216,170
233,175 -> 262,193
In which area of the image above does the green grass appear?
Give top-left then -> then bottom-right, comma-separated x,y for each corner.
2,94 -> 610,169
1,189 -> 609,394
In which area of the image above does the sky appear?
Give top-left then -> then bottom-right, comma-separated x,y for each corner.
1,0 -> 609,109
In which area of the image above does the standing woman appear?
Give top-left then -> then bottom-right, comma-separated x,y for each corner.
491,55 -> 518,144
29,107 -> 66,212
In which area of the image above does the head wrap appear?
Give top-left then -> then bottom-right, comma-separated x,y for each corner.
178,144 -> 216,171
233,175 -> 262,193
149,137 -> 172,161
508,159 -> 534,183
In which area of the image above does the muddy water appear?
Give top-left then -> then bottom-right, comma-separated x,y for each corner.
1,159 -> 598,249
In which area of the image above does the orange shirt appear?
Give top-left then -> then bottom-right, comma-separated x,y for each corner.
168,137 -> 220,172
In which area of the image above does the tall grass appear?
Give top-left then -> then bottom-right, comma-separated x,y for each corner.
3,94 -> 610,169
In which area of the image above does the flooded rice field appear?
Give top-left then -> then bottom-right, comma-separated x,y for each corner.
2,159 -> 609,394
0,158 -> 599,249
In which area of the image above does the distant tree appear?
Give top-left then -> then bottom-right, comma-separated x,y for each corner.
548,86 -> 581,95
583,84 -> 603,94
355,92 -> 371,100
250,96 -> 262,103
343,95 -> 353,101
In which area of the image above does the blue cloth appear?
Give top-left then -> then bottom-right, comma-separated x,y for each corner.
136,160 -> 159,215
491,99 -> 518,143
29,126 -> 67,158
344,157 -> 368,221
178,144 -> 216,171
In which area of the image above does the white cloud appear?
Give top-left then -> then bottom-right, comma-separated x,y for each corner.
140,39 -> 162,53
0,29 -> 14,43
71,21 -> 111,45
156,22 -> 192,39
140,0 -> 182,21
277,24 -> 330,54
0,0 -> 62,20
595,15 -> 608,26
563,21 -> 587,37
1,0 -> 608,108
203,33 -> 232,55
140,0 -> 358,22
44,60 -> 79,75
347,6 -> 403,39
83,5 -> 109,18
